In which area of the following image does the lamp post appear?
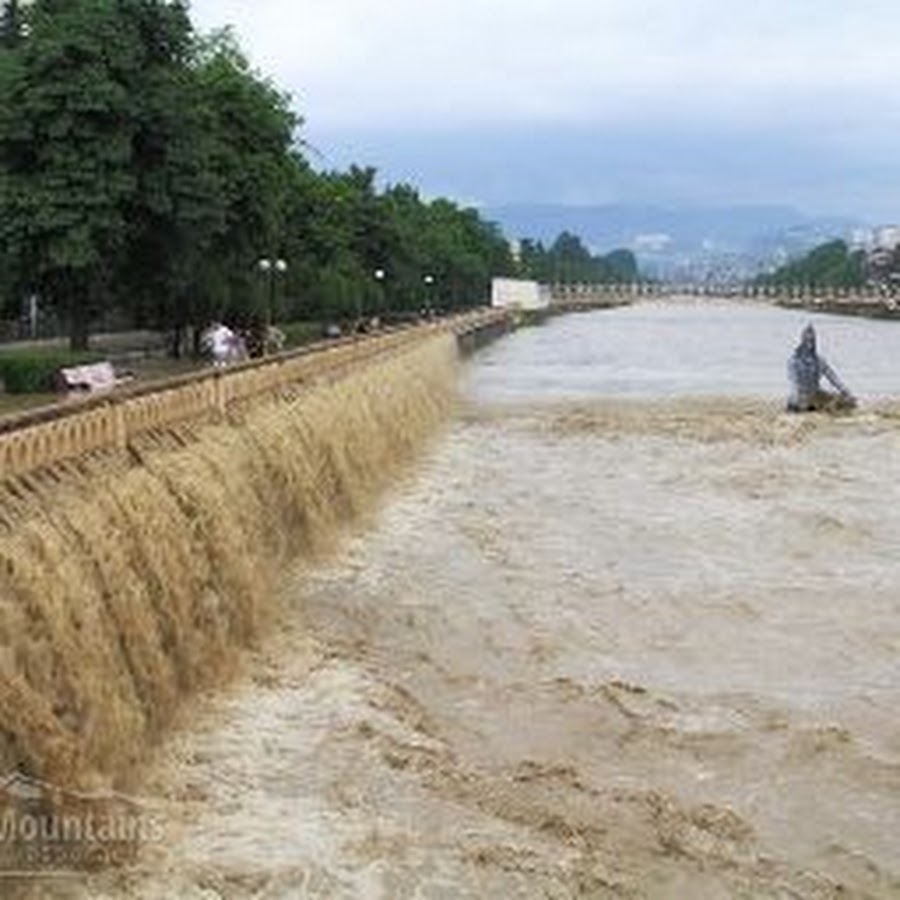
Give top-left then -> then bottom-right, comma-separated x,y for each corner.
423,274 -> 435,317
372,268 -> 386,320
258,257 -> 287,330
25,293 -> 38,339
257,257 -> 287,356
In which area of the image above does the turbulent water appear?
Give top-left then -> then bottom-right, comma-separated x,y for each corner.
32,305 -> 900,898
0,336 -> 458,794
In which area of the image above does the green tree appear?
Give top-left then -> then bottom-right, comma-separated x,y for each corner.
282,175 -> 513,321
516,232 -> 637,284
118,2 -> 229,353
601,248 -> 638,282
0,2 -> 526,348
1,0 -> 23,48
189,28 -> 299,330
0,0 -> 220,349
0,0 -> 141,347
759,239 -> 865,289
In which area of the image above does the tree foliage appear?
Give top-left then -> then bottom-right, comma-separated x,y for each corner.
0,1 -> 635,350
1,1 -> 23,49
517,231 -> 638,284
757,240 -> 865,289
0,0 -> 153,346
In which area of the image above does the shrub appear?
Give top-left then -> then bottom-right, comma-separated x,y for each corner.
279,321 -> 322,348
0,349 -> 105,394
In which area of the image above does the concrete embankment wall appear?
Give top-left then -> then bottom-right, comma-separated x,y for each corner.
775,297 -> 900,320
0,313 -> 505,794
0,322 -> 466,480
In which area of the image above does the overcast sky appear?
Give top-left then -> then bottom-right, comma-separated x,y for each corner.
190,0 -> 900,220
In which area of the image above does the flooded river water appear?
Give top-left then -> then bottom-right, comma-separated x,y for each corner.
69,304 -> 900,898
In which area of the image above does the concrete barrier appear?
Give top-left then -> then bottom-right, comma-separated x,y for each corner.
0,309 -> 510,481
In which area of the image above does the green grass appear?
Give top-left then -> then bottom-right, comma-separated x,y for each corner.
0,348 -> 106,394
279,320 -> 323,348
0,322 -> 326,409
0,392 -> 59,416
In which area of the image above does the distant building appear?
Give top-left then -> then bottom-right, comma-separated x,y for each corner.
632,233 -> 673,253
849,228 -> 872,250
491,278 -> 550,310
873,225 -> 900,251
863,224 -> 900,286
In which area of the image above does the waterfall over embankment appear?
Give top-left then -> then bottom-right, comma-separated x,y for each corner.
0,333 -> 459,793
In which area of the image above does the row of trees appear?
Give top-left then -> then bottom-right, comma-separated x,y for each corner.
0,1 -> 637,351
517,232 -> 638,284
756,240 -> 866,290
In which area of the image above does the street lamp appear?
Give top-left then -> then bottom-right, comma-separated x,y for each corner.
258,257 -> 287,332
423,274 -> 435,317
372,268 -> 387,321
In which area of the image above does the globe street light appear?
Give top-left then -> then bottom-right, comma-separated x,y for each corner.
258,257 -> 287,333
372,268 -> 388,319
423,274 -> 435,317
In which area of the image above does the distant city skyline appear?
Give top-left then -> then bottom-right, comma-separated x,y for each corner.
191,1 -> 900,221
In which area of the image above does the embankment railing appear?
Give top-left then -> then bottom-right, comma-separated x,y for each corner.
0,308 -> 510,481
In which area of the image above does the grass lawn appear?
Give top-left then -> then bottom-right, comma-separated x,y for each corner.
0,321 -> 325,421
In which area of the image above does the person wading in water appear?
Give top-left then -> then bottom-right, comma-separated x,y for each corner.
787,323 -> 856,413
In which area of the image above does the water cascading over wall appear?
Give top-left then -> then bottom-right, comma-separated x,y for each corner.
0,333 -> 460,792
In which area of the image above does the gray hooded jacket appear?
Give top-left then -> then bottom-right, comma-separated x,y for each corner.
787,324 -> 854,412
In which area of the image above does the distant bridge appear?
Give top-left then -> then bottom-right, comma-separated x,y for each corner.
548,282 -> 900,317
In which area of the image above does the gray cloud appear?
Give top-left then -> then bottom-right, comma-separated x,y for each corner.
312,120 -> 900,219
189,1 -> 900,217
191,0 -> 900,128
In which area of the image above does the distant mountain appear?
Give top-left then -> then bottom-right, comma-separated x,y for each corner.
484,203 -> 866,281
486,203 -> 860,253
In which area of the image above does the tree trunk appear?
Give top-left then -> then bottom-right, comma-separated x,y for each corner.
170,322 -> 184,359
69,311 -> 90,351
68,287 -> 91,351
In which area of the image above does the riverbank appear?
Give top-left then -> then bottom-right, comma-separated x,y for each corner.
776,296 -> 900,320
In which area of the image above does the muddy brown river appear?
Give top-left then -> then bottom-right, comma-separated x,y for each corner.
50,304 -> 900,898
